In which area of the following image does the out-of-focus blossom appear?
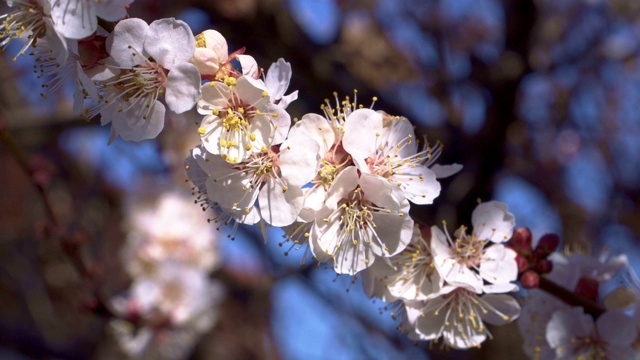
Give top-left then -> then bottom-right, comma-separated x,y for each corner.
546,307 -> 638,359
122,191 -> 221,276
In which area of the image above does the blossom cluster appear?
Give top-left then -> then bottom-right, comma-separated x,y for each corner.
362,201 -> 521,349
4,0 -> 600,356
109,191 -> 224,359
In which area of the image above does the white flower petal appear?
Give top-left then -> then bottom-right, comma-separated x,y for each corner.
472,201 -> 515,243
95,0 -> 132,22
342,109 -> 383,162
111,101 -> 166,141
164,62 -> 201,114
431,163 -> 464,179
288,113 -> 335,158
144,18 -> 195,69
480,245 -> 518,285
107,18 -> 149,67
237,54 -> 259,78
278,135 -> 320,186
265,58 -> 292,100
258,180 -> 303,227
479,293 -> 521,325
50,0 -> 97,39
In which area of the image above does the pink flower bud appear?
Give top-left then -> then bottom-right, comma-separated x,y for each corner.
511,227 -> 532,254
521,271 -> 540,288
534,233 -> 560,258
516,255 -> 530,273
535,258 -> 553,274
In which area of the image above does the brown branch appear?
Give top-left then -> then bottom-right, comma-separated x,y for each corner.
538,276 -> 605,318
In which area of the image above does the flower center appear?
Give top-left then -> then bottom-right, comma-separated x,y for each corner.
452,227 -> 485,267
102,60 -> 166,119
0,0 -> 48,60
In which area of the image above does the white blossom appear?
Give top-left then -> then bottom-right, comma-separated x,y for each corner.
122,191 -> 221,276
362,225 -> 442,302
343,111 -> 461,205
309,166 -> 414,275
191,131 -> 319,227
197,75 -> 290,164
1,0 -> 68,63
405,285 -> 521,349
111,261 -> 224,328
431,201 -> 518,293
96,17 -> 201,141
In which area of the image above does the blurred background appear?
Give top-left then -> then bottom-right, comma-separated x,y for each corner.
1,0 -> 640,359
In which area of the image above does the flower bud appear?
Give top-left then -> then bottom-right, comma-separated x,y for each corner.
535,258 -> 553,274
191,30 -> 229,75
521,270 -> 540,288
534,233 -> 560,258
515,255 -> 529,273
511,227 -> 532,254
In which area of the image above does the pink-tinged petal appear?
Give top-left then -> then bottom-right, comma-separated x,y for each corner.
342,109 -> 383,161
288,113 -> 335,157
278,135 -> 320,186
107,18 -> 149,67
480,245 -> 518,284
200,30 -> 228,62
76,61 -> 99,103
87,58 -> 119,82
144,18 -> 195,69
431,163 -> 463,179
259,180 -> 303,227
50,0 -> 97,39
164,62 -> 201,114
265,58 -> 292,100
472,201 -> 515,243
111,101 -> 166,141
479,294 -> 521,325
246,114 -> 275,151
430,228 -> 483,292
236,54 -> 259,78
